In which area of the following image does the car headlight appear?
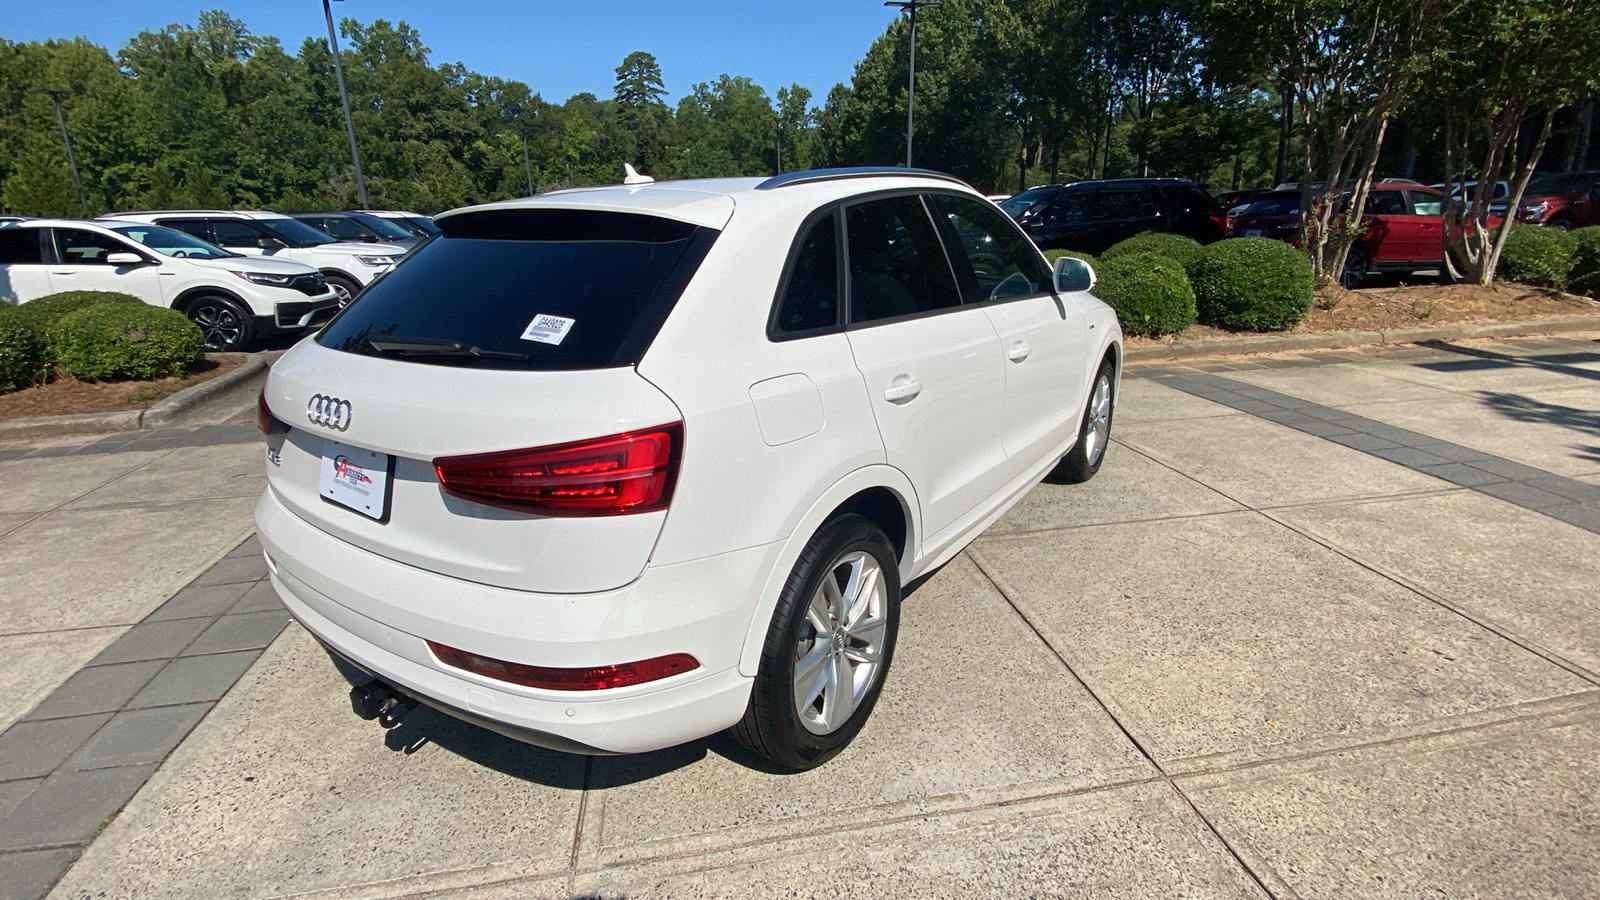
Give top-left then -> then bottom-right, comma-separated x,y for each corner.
230,270 -> 294,286
1520,202 -> 1548,219
354,254 -> 397,267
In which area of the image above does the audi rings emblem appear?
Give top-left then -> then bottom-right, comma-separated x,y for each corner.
307,394 -> 353,432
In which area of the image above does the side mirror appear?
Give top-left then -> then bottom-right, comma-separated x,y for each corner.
1053,255 -> 1096,293
255,236 -> 285,250
105,252 -> 148,266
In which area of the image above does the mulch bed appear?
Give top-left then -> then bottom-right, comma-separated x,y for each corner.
1128,282 -> 1600,348
0,354 -> 245,423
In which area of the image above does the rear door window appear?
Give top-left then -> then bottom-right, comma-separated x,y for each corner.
317,209 -> 718,370
1364,191 -> 1407,215
211,220 -> 266,247
844,195 -> 963,324
156,218 -> 214,242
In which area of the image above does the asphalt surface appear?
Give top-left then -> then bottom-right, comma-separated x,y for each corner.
2,334 -> 1598,899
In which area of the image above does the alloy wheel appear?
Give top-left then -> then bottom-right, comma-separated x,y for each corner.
793,550 -> 889,736
190,302 -> 242,351
1084,373 -> 1112,466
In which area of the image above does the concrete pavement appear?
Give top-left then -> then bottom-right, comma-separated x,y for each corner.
3,334 -> 1598,898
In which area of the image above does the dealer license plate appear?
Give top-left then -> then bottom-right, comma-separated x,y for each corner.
319,439 -> 393,521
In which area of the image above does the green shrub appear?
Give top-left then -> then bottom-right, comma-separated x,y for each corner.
1102,232 -> 1205,268
1565,226 -> 1600,297
1497,225 -> 1577,290
1092,251 -> 1197,338
49,303 -> 204,381
1186,237 -> 1315,331
0,312 -> 50,393
12,291 -> 143,331
1043,248 -> 1096,265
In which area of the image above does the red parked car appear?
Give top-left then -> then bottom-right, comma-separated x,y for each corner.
1229,184 -> 1455,289
1503,171 -> 1600,231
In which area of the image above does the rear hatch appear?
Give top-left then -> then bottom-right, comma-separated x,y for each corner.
262,204 -> 724,594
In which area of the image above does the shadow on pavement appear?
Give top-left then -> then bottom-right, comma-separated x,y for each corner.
1414,339 -> 1600,384
1475,390 -> 1600,465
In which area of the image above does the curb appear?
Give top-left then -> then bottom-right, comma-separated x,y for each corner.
0,353 -> 269,441
142,354 -> 266,429
1125,315 -> 1600,362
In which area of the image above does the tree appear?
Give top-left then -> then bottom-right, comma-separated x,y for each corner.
1427,0 -> 1600,284
1206,0 -> 1435,282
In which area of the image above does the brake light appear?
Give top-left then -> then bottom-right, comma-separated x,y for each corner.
432,423 -> 682,516
427,642 -> 699,690
257,389 -> 288,435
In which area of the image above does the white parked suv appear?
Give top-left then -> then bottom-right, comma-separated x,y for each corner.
0,219 -> 340,350
99,210 -> 407,304
255,167 -> 1122,769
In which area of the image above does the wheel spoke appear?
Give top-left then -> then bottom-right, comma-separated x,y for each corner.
843,563 -> 880,628
822,652 -> 854,731
821,566 -> 846,621
793,643 -> 830,711
805,590 -> 831,634
848,614 -> 886,650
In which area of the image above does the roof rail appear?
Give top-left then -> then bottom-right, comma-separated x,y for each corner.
755,167 -> 972,191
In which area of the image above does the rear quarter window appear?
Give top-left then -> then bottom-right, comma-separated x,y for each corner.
316,208 -> 718,370
0,229 -> 44,264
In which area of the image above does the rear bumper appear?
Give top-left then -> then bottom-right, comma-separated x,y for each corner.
255,487 -> 774,754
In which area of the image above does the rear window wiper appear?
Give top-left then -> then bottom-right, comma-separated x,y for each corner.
365,336 -> 529,362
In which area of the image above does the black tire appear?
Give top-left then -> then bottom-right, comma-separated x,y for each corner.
185,295 -> 254,352
1339,245 -> 1369,290
1547,217 -> 1571,232
325,274 -> 361,307
731,514 -> 901,771
1050,358 -> 1115,484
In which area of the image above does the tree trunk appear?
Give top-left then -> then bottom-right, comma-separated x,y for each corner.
1575,95 -> 1594,172
1275,87 -> 1293,186
1231,150 -> 1243,190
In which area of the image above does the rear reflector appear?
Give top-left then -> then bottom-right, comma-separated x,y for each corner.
427,642 -> 699,691
432,423 -> 682,516
257,389 -> 289,435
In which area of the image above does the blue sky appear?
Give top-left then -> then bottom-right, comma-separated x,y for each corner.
3,1 -> 899,106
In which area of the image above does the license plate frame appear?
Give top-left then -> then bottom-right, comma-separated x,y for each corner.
318,439 -> 395,523
1244,228 -> 1265,238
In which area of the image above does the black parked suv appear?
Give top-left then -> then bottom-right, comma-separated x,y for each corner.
998,177 -> 1225,255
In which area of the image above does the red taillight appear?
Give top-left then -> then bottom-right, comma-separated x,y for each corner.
427,642 -> 699,691
257,389 -> 288,435
432,423 -> 682,516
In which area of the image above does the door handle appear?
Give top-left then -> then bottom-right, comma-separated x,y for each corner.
883,376 -> 922,403
50,269 -> 77,275
1008,340 -> 1032,362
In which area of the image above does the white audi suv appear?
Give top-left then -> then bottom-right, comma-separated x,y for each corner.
256,168 -> 1122,769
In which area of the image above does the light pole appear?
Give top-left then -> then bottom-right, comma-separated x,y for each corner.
322,0 -> 368,209
884,0 -> 939,168
35,88 -> 87,213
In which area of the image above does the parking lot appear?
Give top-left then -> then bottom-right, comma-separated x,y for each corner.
3,334 -> 1598,899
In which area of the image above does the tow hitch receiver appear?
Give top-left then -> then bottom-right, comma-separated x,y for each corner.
350,680 -> 418,725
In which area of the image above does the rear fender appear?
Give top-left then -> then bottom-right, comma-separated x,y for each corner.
737,465 -> 919,677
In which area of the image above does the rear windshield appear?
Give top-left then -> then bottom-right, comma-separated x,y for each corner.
316,209 -> 718,370
1243,195 -> 1301,217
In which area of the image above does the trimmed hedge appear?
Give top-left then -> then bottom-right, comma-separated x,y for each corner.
1102,232 -> 1205,268
1093,251 -> 1197,338
0,309 -> 50,393
1187,238 -> 1314,331
13,291 -> 144,331
1043,248 -> 1096,265
49,303 -> 204,381
1565,226 -> 1600,297
1498,225 -> 1578,290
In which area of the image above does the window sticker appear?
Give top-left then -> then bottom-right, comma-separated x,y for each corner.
519,313 -> 576,345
